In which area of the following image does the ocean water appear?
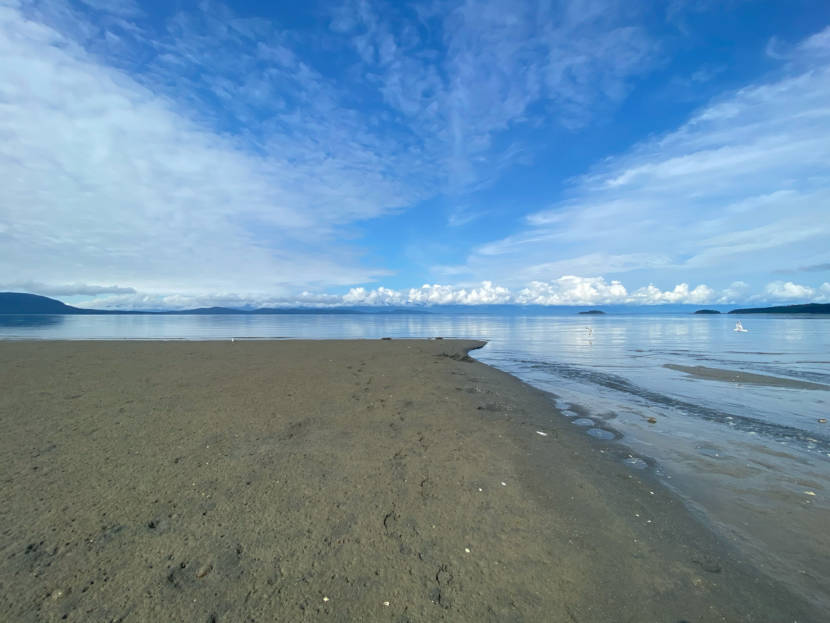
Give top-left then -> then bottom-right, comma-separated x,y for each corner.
3,312 -> 829,606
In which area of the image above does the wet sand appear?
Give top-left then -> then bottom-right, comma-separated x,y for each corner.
0,340 -> 821,622
664,363 -> 830,390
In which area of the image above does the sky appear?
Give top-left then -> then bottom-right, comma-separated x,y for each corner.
2,0 -> 830,309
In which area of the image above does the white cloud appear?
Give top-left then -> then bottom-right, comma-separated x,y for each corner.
41,277 -> 830,309
74,290 -> 347,311
0,1 -> 668,297
337,277 -> 719,307
343,281 -> 512,306
516,276 -> 629,305
763,281 -> 816,301
77,0 -> 142,18
718,281 -> 751,304
630,283 -> 715,305
0,3 -> 406,293
4,3 -> 829,306
332,0 -> 659,188
798,25 -> 830,57
458,28 -> 830,288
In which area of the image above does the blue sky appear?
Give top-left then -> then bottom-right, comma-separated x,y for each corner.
2,0 -> 830,308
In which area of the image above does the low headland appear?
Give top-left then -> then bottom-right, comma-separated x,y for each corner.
0,340 -> 819,621
728,303 -> 830,314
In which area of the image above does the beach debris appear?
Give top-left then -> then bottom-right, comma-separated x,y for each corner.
464,547 -> 471,553
323,597 -> 329,602
535,430 -> 548,436
50,589 -> 65,601
647,417 -> 657,424
478,487 -> 483,492
500,481 -> 507,486
804,491 -> 816,496
383,601 -> 390,607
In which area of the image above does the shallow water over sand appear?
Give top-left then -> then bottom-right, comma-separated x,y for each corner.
3,312 -> 830,607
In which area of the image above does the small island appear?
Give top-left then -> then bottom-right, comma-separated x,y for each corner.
728,303 -> 830,314
578,310 -> 606,315
694,309 -> 721,314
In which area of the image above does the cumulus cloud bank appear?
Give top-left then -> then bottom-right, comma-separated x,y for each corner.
69,278 -> 829,310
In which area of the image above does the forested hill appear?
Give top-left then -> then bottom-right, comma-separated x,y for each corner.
729,303 -> 830,314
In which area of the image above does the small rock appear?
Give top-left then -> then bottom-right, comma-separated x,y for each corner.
647,417 -> 657,424
195,564 -> 213,578
50,589 -> 64,601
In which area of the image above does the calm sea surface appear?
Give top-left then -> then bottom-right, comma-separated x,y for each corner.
2,312 -> 829,606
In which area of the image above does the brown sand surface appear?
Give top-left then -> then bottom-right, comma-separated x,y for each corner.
0,340 -> 820,622
664,363 -> 830,390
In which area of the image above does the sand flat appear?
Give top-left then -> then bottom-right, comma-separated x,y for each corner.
664,363 -> 830,390
0,340 -> 820,622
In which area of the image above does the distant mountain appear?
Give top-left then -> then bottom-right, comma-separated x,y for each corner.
0,292 -> 428,316
694,309 -> 721,314
154,306 -> 363,315
729,303 -> 830,314
0,292 -> 98,314
578,310 -> 606,315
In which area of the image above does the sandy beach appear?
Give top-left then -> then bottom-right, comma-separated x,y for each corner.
0,340 -> 821,622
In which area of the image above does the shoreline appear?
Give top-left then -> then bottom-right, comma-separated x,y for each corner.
0,340 -> 821,621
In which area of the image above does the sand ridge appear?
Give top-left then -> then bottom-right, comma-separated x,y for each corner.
0,340 -> 820,622
664,363 -> 830,390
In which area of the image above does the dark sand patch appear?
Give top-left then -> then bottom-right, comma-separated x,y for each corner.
0,340 -> 821,622
665,363 -> 830,390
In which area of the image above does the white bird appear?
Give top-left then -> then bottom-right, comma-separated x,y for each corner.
734,321 -> 748,333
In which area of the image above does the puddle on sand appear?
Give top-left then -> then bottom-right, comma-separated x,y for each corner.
572,418 -> 594,427
586,428 -> 615,440
623,457 -> 649,470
